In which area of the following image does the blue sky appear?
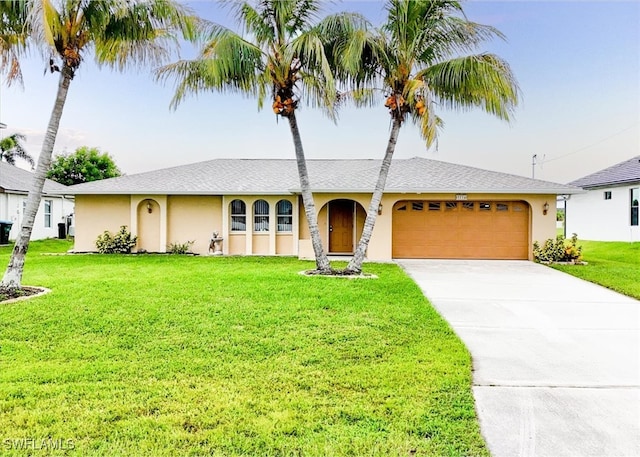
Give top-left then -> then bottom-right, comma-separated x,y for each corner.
1,1 -> 638,184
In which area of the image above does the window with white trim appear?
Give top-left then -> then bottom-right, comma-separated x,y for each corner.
253,200 -> 269,232
230,199 -> 246,232
631,188 -> 639,226
44,200 -> 52,228
276,200 -> 293,232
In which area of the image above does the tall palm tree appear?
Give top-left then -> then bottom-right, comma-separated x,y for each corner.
158,0 -> 369,273
1,0 -> 196,291
0,133 -> 34,168
344,0 -> 519,273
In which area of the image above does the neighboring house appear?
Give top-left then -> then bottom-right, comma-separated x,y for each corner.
0,161 -> 74,241
67,157 -> 579,260
566,155 -> 640,242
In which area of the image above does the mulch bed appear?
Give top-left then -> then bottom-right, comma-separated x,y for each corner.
0,286 -> 45,303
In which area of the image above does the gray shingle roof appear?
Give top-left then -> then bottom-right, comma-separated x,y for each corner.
569,156 -> 640,189
67,157 -> 580,195
0,161 -> 70,195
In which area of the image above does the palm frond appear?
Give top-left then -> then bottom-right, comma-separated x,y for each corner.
419,53 -> 519,121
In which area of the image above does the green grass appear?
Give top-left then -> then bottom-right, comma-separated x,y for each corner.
0,240 -> 488,456
551,240 -> 640,299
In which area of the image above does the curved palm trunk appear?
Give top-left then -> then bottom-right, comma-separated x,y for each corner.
346,117 -> 402,273
1,66 -> 73,290
286,112 -> 331,272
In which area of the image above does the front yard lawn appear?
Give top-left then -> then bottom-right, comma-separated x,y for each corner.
551,240 -> 640,299
0,241 -> 488,456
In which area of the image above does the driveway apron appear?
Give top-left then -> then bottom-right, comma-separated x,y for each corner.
397,259 -> 640,457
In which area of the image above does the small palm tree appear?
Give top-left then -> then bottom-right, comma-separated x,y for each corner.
158,0 -> 369,273
0,133 -> 34,168
0,0 -> 196,291
344,0 -> 519,273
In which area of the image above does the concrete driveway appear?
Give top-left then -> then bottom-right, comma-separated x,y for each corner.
397,259 -> 640,457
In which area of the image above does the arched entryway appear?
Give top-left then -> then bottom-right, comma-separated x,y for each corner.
137,198 -> 161,252
320,199 -> 366,254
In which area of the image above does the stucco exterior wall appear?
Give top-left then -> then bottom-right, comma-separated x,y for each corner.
565,185 -> 640,242
297,193 -> 556,261
167,195 -> 222,255
73,191 -> 558,260
222,195 -> 297,256
73,195 -> 130,252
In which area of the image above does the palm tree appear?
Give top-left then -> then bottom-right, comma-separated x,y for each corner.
0,1 -> 29,86
158,0 -> 369,273
344,0 -> 519,273
1,0 -> 196,291
0,133 -> 34,168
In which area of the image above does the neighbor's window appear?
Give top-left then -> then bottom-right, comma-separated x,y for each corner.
276,200 -> 293,232
253,200 -> 269,232
631,188 -> 639,226
44,200 -> 52,228
230,199 -> 246,231
604,191 -> 612,200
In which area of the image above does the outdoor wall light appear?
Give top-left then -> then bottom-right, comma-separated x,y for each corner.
543,202 -> 549,215
378,203 -> 383,215
147,201 -> 153,214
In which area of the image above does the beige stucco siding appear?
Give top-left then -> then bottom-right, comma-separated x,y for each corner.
73,195 -> 130,252
297,192 -> 557,261
167,195 -> 222,255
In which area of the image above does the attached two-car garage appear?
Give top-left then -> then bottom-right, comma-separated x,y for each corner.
392,200 -> 530,260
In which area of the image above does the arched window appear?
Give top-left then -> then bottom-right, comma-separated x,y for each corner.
276,200 -> 293,232
253,200 -> 269,232
230,199 -> 246,231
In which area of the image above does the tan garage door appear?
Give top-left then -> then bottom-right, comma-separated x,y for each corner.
392,200 -> 529,259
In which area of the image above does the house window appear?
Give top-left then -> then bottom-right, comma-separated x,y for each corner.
496,203 -> 509,212
604,191 -> 612,200
230,199 -> 246,232
276,200 -> 293,232
428,202 -> 440,211
44,200 -> 52,228
253,200 -> 269,231
479,202 -> 492,211
631,188 -> 639,226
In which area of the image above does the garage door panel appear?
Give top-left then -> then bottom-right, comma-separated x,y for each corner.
393,200 -> 529,260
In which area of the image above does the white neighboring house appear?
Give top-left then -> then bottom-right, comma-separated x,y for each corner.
565,155 -> 640,242
0,161 -> 74,242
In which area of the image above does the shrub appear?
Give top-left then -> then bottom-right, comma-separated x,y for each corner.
95,226 -> 137,254
167,241 -> 194,254
533,233 -> 582,263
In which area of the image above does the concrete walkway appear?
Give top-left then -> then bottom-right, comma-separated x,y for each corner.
397,260 -> 640,457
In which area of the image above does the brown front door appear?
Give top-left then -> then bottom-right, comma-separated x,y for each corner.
329,200 -> 354,253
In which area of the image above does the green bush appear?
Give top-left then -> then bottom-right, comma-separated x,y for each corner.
533,233 -> 582,263
95,226 -> 137,254
167,240 -> 194,254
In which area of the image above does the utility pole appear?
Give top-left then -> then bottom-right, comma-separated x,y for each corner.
532,154 -> 537,179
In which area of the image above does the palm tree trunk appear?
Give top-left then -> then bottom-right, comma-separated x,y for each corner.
286,112 -> 331,272
1,66 -> 73,290
346,117 -> 402,274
